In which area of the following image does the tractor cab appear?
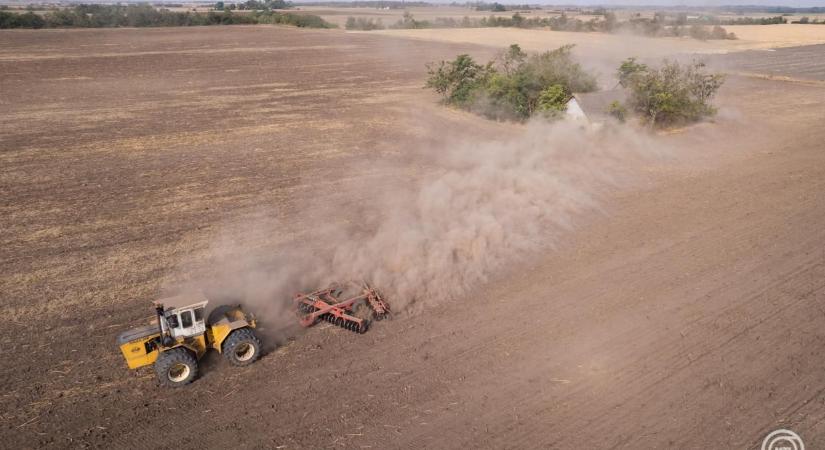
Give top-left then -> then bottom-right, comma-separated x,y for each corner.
156,293 -> 208,339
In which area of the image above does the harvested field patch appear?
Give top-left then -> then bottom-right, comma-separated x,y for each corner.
2,25 -> 825,449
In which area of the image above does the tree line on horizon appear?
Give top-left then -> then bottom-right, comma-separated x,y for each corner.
346,11 -> 737,40
0,4 -> 334,29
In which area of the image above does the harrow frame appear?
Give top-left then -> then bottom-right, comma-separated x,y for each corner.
294,282 -> 390,334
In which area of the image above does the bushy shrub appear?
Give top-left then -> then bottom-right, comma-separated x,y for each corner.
711,25 -> 736,40
483,45 -> 595,119
345,16 -> 384,30
259,11 -> 334,28
389,11 -> 430,29
426,54 -> 494,107
519,45 -> 598,94
616,58 -> 725,127
537,84 -> 570,118
617,57 -> 648,88
426,44 -> 596,121
607,100 -> 627,122
0,11 -> 45,28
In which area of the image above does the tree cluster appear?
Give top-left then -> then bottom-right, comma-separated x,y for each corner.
791,17 -> 825,24
216,0 -> 292,11
345,16 -> 385,30
615,58 -> 725,127
425,50 -> 726,128
716,15 -> 786,25
362,11 -> 736,40
475,2 -> 506,12
425,44 -> 597,121
615,16 -> 736,39
294,1 -> 429,8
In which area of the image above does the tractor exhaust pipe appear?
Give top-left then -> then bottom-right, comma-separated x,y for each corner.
155,304 -> 173,346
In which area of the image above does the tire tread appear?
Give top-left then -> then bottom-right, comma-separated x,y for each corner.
222,328 -> 262,367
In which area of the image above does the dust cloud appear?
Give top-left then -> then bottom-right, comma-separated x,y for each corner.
325,121 -> 659,312
181,119 -> 663,332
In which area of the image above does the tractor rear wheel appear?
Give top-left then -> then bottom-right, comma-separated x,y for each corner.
222,328 -> 262,367
155,348 -> 198,388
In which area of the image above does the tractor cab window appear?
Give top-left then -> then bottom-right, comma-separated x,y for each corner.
167,305 -> 206,338
180,310 -> 193,328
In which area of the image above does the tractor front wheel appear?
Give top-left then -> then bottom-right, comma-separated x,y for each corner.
155,348 -> 198,388
222,328 -> 262,367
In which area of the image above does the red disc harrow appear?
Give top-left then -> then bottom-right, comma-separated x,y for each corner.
294,282 -> 390,334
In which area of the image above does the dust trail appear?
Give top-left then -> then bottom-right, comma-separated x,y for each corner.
322,120 -> 659,312
180,119 -> 662,330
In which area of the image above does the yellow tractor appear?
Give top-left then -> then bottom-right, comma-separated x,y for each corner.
117,292 -> 261,387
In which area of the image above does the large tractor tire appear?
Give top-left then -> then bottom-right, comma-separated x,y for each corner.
155,348 -> 198,388
222,328 -> 261,367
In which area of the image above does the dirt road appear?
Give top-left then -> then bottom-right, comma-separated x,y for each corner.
1,26 -> 824,449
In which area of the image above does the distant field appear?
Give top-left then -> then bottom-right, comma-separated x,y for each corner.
725,24 -> 825,48
296,5 -> 603,27
372,23 -> 825,60
289,7 -> 825,52
711,43 -> 825,82
295,6 -> 825,33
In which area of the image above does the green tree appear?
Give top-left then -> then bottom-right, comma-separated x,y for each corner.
426,54 -> 492,106
537,84 -> 570,117
521,45 -> 597,94
616,57 -> 648,88
618,58 -> 724,127
499,43 -> 526,75
426,44 -> 597,121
